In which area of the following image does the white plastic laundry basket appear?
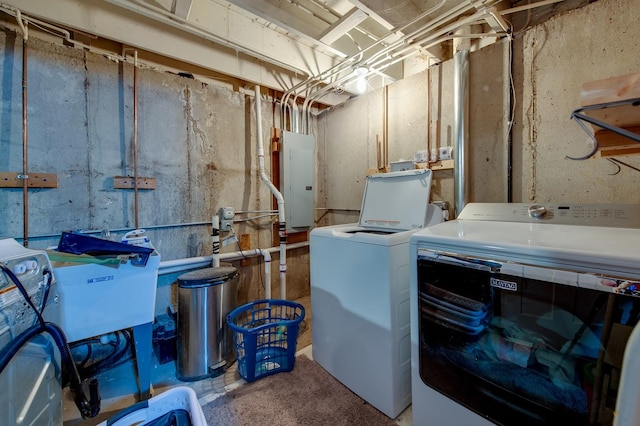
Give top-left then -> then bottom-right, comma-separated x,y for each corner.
98,386 -> 206,426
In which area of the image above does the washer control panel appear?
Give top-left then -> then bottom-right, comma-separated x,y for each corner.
0,239 -> 53,349
457,203 -> 640,228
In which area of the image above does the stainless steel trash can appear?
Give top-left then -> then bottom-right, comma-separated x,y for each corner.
176,265 -> 239,381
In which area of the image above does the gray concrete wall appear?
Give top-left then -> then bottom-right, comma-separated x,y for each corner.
317,40 -> 510,222
0,33 -> 310,316
513,0 -> 640,203
2,0 -> 639,321
318,0 -> 640,221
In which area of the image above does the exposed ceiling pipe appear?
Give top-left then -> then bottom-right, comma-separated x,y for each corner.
294,0 -> 485,131
368,31 -> 501,73
0,4 -> 126,63
291,0 -> 506,109
300,71 -> 355,133
499,0 -> 565,15
280,0 -> 449,116
286,0 -> 561,113
338,0 -> 561,96
364,0 -> 474,67
360,5 -> 500,80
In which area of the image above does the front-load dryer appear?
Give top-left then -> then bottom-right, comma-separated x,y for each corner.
310,169 -> 442,419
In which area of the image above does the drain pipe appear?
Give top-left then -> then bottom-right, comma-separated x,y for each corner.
453,48 -> 470,218
210,213 -> 270,297
211,215 -> 220,268
257,249 -> 272,299
158,244 -> 312,300
255,85 -> 287,299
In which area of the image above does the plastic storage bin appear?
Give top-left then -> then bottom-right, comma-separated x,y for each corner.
98,386 -> 205,426
227,299 -> 305,382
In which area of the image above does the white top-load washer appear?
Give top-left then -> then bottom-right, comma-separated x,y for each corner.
310,169 -> 442,419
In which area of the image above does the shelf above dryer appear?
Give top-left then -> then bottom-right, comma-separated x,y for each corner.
570,72 -> 640,159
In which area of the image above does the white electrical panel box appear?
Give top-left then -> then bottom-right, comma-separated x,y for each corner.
280,131 -> 315,232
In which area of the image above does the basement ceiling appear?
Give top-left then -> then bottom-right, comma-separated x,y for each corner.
5,0 -> 587,106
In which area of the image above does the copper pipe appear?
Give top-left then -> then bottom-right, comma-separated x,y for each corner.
376,134 -> 381,170
21,24 -> 29,247
426,67 -> 431,163
383,85 -> 389,168
133,51 -> 139,228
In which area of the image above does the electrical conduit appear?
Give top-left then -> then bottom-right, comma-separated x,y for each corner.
255,85 -> 287,299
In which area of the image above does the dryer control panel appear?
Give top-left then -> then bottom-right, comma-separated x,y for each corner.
457,203 -> 640,228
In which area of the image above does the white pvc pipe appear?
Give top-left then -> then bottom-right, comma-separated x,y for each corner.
255,84 -> 287,299
259,249 -> 272,300
159,256 -> 212,274
280,0 -> 449,114
211,215 -> 220,267
158,242 -> 309,298
158,242 -> 307,275
15,9 -> 28,40
159,249 -> 270,295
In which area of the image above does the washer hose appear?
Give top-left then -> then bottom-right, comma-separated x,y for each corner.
0,322 -> 101,418
0,264 -> 101,419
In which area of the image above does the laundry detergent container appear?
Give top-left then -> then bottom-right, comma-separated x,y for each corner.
176,265 -> 239,381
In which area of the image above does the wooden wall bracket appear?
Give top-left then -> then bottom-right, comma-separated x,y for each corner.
113,176 -> 157,190
0,172 -> 58,188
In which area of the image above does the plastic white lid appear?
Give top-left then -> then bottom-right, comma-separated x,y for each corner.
358,169 -> 433,232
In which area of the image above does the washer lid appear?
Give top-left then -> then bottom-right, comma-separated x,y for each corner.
359,169 -> 433,232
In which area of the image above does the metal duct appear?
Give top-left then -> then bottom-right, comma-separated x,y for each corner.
453,49 -> 469,218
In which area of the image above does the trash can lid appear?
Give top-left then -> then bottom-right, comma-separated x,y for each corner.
177,266 -> 239,288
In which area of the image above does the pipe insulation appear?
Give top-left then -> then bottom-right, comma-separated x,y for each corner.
453,48 -> 470,218
255,85 -> 287,299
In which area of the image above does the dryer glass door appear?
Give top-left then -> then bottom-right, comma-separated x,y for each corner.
417,252 -> 640,426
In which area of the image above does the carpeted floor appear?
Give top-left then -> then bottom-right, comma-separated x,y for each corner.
202,355 -> 397,426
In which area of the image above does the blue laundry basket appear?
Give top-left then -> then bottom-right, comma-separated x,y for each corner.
226,299 -> 305,382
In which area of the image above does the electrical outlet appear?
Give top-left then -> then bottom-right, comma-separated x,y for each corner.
439,146 -> 453,160
219,207 -> 235,219
218,207 -> 235,231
